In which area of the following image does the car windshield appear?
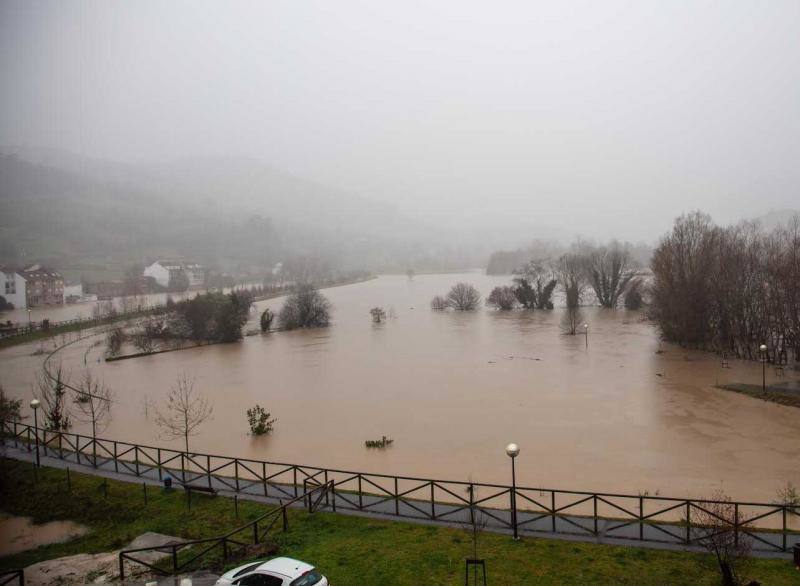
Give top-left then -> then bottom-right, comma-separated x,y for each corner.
290,569 -> 323,586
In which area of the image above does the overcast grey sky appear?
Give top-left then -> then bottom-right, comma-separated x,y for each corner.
2,0 -> 799,241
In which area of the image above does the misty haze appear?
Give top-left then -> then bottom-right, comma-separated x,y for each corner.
1,2 -> 799,585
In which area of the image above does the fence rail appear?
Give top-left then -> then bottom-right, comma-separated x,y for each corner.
0,569 -> 24,586
118,481 -> 333,579
3,420 -> 798,556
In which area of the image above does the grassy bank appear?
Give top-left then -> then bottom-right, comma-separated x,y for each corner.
0,460 -> 797,584
717,383 -> 800,408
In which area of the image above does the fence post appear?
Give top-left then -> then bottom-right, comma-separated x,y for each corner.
207,455 -> 212,490
181,452 -> 186,484
782,507 -> 787,552
394,477 -> 399,516
430,482 -> 436,520
113,441 -> 118,473
157,448 -> 162,481
639,496 -> 644,541
358,474 -> 363,510
551,491 -> 556,533
282,505 -> 288,531
685,502 -> 691,544
293,467 -> 298,497
324,470 -> 329,506
235,459 -> 240,492
593,495 -> 598,536
134,446 -> 140,476
331,480 -> 336,512
262,461 -> 268,497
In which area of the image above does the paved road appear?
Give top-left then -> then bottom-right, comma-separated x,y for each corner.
4,445 -> 796,564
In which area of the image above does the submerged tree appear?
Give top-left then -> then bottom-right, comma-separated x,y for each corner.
279,284 -> 332,330
154,373 -> 213,452
513,261 -> 557,310
246,404 -> 277,435
557,253 -> 586,335
584,242 -> 637,308
370,307 -> 387,323
486,286 -> 517,310
624,278 -> 645,310
430,295 -> 448,311
446,283 -> 481,311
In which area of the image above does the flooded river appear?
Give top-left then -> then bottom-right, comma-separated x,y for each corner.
1,273 -> 798,502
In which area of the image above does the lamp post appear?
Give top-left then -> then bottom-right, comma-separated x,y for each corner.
30,398 -> 41,467
27,308 -> 32,329
583,323 -> 588,349
506,443 -> 520,540
759,344 -> 767,395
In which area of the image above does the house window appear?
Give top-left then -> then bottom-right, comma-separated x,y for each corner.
4,280 -> 14,295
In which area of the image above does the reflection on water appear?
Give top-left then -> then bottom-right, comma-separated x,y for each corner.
1,273 -> 799,502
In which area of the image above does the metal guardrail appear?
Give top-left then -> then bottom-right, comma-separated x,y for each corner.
118,481 -> 333,579
0,569 -> 24,586
3,420 -> 798,556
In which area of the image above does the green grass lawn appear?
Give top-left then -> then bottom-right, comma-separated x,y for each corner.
0,459 -> 797,584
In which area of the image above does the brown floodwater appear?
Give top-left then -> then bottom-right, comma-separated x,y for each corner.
1,273 -> 799,503
0,515 -> 88,556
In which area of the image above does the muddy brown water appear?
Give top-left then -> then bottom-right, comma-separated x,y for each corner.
2,273 -> 799,505
0,515 -> 88,556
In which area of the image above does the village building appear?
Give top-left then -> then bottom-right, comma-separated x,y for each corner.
1,267 -> 27,309
21,264 -> 64,307
143,260 -> 206,289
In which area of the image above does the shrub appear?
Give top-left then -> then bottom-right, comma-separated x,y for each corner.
247,405 -> 276,435
106,328 -> 125,357
624,279 -> 644,310
370,307 -> 386,323
365,436 -> 393,448
260,308 -> 274,332
278,284 -> 331,330
487,286 -> 517,310
430,295 -> 448,311
446,282 -> 481,310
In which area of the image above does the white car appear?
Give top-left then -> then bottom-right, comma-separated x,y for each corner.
215,557 -> 328,586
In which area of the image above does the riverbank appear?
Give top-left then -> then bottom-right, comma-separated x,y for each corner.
0,274 -> 375,351
1,460 -> 797,584
716,382 -> 800,408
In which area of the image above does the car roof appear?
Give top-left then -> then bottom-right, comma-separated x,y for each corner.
256,557 -> 314,578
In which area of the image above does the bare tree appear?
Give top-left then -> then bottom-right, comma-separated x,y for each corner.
486,286 -> 517,310
446,283 -> 481,311
688,491 -> 752,586
154,373 -> 213,452
584,242 -> 637,308
34,364 -> 71,431
72,370 -> 113,466
556,253 -> 586,335
465,482 -> 489,585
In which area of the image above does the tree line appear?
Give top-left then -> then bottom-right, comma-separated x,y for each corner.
651,212 -> 800,363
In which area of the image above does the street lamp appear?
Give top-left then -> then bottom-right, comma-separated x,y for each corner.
30,398 -> 41,467
27,308 -> 32,328
759,344 -> 767,395
583,323 -> 589,349
505,443 -> 520,540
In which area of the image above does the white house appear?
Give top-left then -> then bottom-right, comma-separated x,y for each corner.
1,268 -> 27,309
144,260 -> 206,289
